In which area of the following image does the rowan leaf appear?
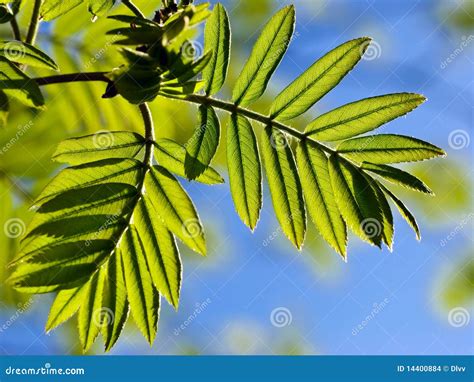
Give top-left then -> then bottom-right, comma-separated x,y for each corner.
0,41 -> 59,71
305,93 -> 426,141
337,134 -> 446,163
295,141 -> 347,257
203,3 -> 231,95
227,113 -> 262,230
232,5 -> 295,106
328,154 -> 384,247
270,37 -> 371,121
185,105 -> 221,180
261,126 -> 306,249
362,162 -> 433,194
40,0 -> 83,21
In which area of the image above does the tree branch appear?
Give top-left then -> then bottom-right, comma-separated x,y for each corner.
26,0 -> 42,45
10,17 -> 21,41
35,72 -> 111,86
180,94 -> 336,155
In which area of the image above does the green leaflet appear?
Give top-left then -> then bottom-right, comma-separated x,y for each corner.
328,154 -> 383,247
34,158 -> 143,205
270,37 -> 370,121
88,0 -> 115,17
154,139 -> 224,185
121,227 -> 160,344
379,183 -> 421,240
0,41 -> 59,71
53,132 -> 146,165
337,134 -> 445,164
78,268 -> 106,352
185,105 -> 221,180
232,5 -> 295,106
101,252 -> 129,352
40,0 -> 83,21
305,93 -> 426,141
145,166 -> 206,255
203,3 -> 231,95
295,141 -> 347,257
0,57 -> 44,108
43,0 -> 84,20
361,162 -> 433,194
135,198 -> 182,309
366,174 -> 394,249
46,285 -> 87,332
227,114 -> 262,230
261,126 -> 306,249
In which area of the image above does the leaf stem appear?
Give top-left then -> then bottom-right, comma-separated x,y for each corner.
139,103 -> 155,166
122,0 -> 145,18
10,17 -> 21,41
35,72 -> 111,86
181,94 -> 336,155
25,0 -> 42,45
